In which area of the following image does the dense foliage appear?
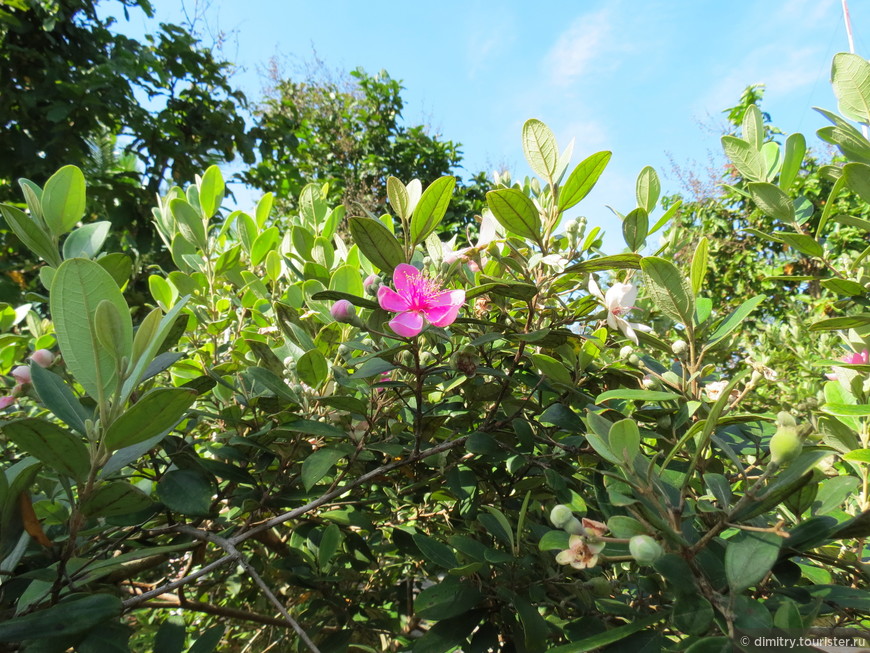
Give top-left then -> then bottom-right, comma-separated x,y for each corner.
2,32 -> 870,653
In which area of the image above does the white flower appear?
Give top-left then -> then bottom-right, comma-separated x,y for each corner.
588,277 -> 651,344
442,211 -> 500,270
704,380 -> 728,401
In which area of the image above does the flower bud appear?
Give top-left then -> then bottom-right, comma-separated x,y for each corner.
642,375 -> 660,390
564,219 -> 579,235
628,354 -> 641,366
29,349 -> 55,368
671,339 -> 688,357
452,345 -> 478,376
363,274 -> 382,296
770,424 -> 802,465
11,365 -> 31,385
0,395 -> 15,410
337,344 -> 351,358
629,535 -> 663,565
549,504 -> 575,529
586,576 -> 611,597
619,345 -> 634,360
330,300 -> 357,324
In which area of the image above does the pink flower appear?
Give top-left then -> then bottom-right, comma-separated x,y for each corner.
11,365 -> 31,385
826,349 -> 870,380
377,264 -> 465,338
29,349 -> 55,368
0,395 -> 15,410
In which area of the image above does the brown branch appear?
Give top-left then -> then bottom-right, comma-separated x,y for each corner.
141,595 -> 291,628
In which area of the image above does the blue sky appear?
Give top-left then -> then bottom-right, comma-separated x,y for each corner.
109,0 -> 870,250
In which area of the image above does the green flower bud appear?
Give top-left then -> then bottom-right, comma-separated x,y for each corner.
549,504 -> 574,529
629,535 -> 663,565
671,339 -> 688,357
619,345 -> 634,360
628,354 -> 641,366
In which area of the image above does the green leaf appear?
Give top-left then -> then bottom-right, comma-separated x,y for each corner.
318,522 -> 342,568
747,182 -> 795,223
302,448 -> 347,491
83,481 -> 153,517
486,188 -> 541,242
622,207 -> 648,251
548,613 -> 666,652
522,118 -> 559,180
121,298 -> 189,400
822,403 -> 870,417
596,389 -> 680,403
348,216 -> 405,272
563,253 -> 642,274
415,577 -> 483,620
3,418 -> 89,482
410,176 -> 455,246
41,165 -> 86,237
387,175 -> 410,220
609,418 -> 640,461
0,203 -> 61,267
255,192 -> 273,228
706,295 -> 765,346
98,252 -> 133,287
530,353 -> 572,385
810,313 -> 870,331
157,470 -> 212,516
724,530 -> 781,592
515,595 -> 549,652
51,259 -> 133,401
170,199 -> 207,251
558,151 -> 611,212
635,166 -> 660,213
779,132 -> 806,191
311,290 -> 379,310
538,530 -> 570,551
843,449 -> 870,463
832,52 -> 870,124
297,348 -> 329,388
672,596 -> 714,636
62,221 -> 110,260
329,266 -> 364,296
776,232 -> 824,258
414,533 -> 458,568
742,104 -> 764,150
721,135 -> 764,181
197,165 -> 224,219
278,418 -> 347,439
188,625 -> 224,653
690,237 -> 708,295
29,365 -> 89,435
103,388 -> 197,451
94,298 -> 126,361
821,278 -> 867,296
251,226 -> 279,266
0,594 -> 121,643
640,256 -> 694,326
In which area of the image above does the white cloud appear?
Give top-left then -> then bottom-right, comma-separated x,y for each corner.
544,7 -> 612,86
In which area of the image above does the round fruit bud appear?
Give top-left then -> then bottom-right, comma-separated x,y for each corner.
671,339 -> 688,357
11,365 -> 31,385
619,345 -> 634,360
770,424 -> 802,465
29,349 -> 55,368
337,344 -> 351,358
549,504 -> 575,529
656,415 -> 672,430
565,219 -> 579,235
628,354 -> 641,366
629,535 -> 663,565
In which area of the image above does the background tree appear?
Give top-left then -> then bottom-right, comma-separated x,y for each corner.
244,64 -> 487,239
0,0 -> 253,300
666,86 -> 870,410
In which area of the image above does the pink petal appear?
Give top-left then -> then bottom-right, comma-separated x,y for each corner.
389,311 -> 424,337
392,264 -> 421,295
426,301 -> 463,327
0,395 -> 15,410
428,289 -> 465,308
377,286 -> 410,313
